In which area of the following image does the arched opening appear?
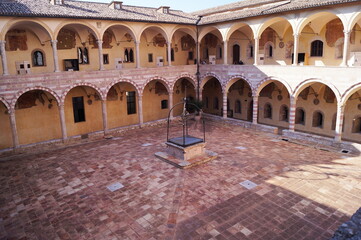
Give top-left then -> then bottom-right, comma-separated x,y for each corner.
4,21 -> 53,74
352,116 -> 361,134
258,81 -> 290,127
232,44 -> 240,64
171,28 -> 196,66
226,79 -> 252,121
295,107 -> 305,125
142,80 -> 169,122
173,78 -> 196,116
106,82 -> 139,129
202,77 -> 222,116
226,23 -> 254,65
140,26 -> 168,68
15,90 -> 61,145
295,82 -> 337,137
342,88 -> 361,143
310,40 -> 323,57
0,101 -> 13,149
200,31 -> 223,64
64,86 -> 103,137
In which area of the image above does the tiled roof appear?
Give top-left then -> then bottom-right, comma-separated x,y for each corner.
0,0 -> 198,24
196,0 -> 361,25
0,0 -> 359,25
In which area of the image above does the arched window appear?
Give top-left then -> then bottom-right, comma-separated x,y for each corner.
32,50 -> 45,66
129,49 -> 134,62
264,103 -> 272,119
216,45 -> 222,59
214,97 -> 219,110
352,116 -> 361,133
312,111 -> 324,128
235,100 -> 241,113
311,40 -> 323,57
171,48 -> 174,61
247,43 -> 253,59
295,108 -> 305,125
265,42 -> 274,58
124,49 -> 129,62
233,44 -> 240,64
279,105 -> 289,122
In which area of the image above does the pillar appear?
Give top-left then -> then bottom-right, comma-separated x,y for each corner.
0,40 -> 9,75
292,34 -> 299,66
254,37 -> 259,66
137,94 -> 143,126
51,40 -> 60,72
197,42 -> 201,64
222,90 -> 227,118
341,31 -> 351,67
58,104 -> 67,141
169,91 -> 173,118
135,41 -> 140,68
167,42 -> 172,66
97,40 -> 105,70
101,100 -> 108,133
334,103 -> 345,142
289,96 -> 296,131
252,95 -> 259,124
223,41 -> 228,65
9,110 -> 19,148
199,88 -> 203,102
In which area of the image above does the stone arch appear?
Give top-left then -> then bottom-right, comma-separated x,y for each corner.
348,9 -> 361,31
200,73 -> 222,89
61,83 -> 104,103
199,26 -> 223,43
255,77 -> 292,97
0,96 -> 10,111
12,86 -> 60,111
341,82 -> 361,106
141,77 -> 171,95
54,20 -> 100,40
296,11 -> 345,35
293,78 -> 341,103
171,74 -> 197,91
100,23 -> 137,43
257,16 -> 294,39
1,18 -> 53,43
139,25 -> 170,43
226,22 -> 254,42
225,75 -> 253,93
105,79 -> 141,97
170,25 -> 197,43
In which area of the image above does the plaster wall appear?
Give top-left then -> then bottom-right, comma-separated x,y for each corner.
0,103 -> 12,148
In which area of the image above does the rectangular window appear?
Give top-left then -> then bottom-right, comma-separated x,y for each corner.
72,96 -> 85,123
148,53 -> 153,62
126,91 -> 136,115
103,54 -> 109,64
161,99 -> 168,109
188,51 -> 194,60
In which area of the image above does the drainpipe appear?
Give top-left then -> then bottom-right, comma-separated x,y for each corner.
196,16 -> 203,102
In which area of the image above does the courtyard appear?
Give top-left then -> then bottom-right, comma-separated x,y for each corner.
0,121 -> 360,240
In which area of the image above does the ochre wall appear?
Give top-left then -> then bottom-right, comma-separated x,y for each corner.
64,87 -> 103,137
0,103 -> 13,149
202,78 -> 223,116
343,89 -> 361,143
15,94 -> 62,145
106,83 -> 139,129
142,81 -> 169,122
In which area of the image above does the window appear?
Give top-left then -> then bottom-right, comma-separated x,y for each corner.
72,97 -> 85,123
216,45 -> 222,59
311,40 -> 323,57
264,103 -> 272,119
295,108 -> 305,125
103,54 -> 109,64
265,42 -> 274,58
124,48 -> 134,63
171,48 -> 174,62
247,43 -> 254,58
352,116 -> 361,133
279,105 -> 289,122
213,97 -> 219,110
188,51 -> 194,60
161,100 -> 168,109
148,53 -> 153,63
32,50 -> 45,66
126,91 -> 136,115
235,100 -> 241,113
312,111 -> 324,128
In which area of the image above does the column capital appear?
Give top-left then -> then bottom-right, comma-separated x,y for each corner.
252,95 -> 259,98
254,37 -> 259,41
0,40 -> 6,45
51,39 -> 58,44
134,40 -> 140,45
58,103 -> 65,108
97,40 -> 103,44
343,30 -> 351,35
293,33 -> 300,38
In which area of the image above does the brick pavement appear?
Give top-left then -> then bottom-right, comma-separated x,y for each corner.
0,122 -> 360,239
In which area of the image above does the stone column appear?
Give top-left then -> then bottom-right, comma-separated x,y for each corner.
197,42 -> 201,64
169,91 -> 173,118
222,90 -> 227,118
289,96 -> 296,131
51,40 -> 60,72
101,100 -> 108,133
135,41 -> 140,68
223,41 -> 228,65
341,31 -> 351,67
0,40 -> 9,75
334,103 -> 345,142
58,104 -> 67,141
9,110 -> 19,148
137,94 -> 143,126
292,33 -> 299,66
254,37 -> 259,66
199,88 -> 203,102
252,95 -> 259,124
167,42 -> 172,66
97,40 -> 105,70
